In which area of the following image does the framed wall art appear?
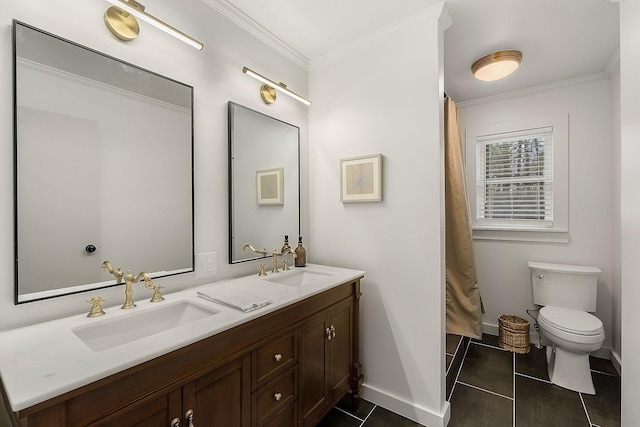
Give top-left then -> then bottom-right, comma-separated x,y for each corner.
340,154 -> 382,202
256,167 -> 284,205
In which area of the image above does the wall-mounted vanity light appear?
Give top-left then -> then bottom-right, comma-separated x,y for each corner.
242,67 -> 312,106
104,0 -> 204,50
471,50 -> 522,81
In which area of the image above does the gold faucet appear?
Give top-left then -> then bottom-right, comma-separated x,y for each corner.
121,270 -> 154,309
242,244 -> 268,256
101,260 -> 124,284
271,248 -> 297,273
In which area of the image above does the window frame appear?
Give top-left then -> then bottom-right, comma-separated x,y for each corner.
465,115 -> 569,243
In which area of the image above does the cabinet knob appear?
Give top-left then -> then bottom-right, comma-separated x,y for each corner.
185,409 -> 195,427
274,353 -> 282,362
170,418 -> 181,427
274,392 -> 282,401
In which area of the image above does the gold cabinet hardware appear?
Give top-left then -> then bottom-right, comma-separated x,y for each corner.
86,296 -> 106,318
274,353 -> 282,362
185,409 -> 195,427
274,392 -> 282,401
171,418 -> 181,427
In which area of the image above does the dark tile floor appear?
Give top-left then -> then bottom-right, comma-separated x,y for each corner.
446,334 -> 621,427
318,334 -> 620,426
317,393 -> 423,426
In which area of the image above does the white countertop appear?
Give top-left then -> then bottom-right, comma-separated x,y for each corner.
0,264 -> 364,412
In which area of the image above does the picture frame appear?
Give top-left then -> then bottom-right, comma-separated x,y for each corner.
256,167 -> 284,205
340,154 -> 382,202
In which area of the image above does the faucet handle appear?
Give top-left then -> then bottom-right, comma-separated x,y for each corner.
258,264 -> 268,276
86,296 -> 106,318
283,259 -> 290,270
149,283 -> 165,303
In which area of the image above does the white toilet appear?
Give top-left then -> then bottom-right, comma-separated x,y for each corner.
529,262 -> 605,395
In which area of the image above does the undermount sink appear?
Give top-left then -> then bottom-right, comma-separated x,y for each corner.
72,301 -> 220,352
264,269 -> 333,287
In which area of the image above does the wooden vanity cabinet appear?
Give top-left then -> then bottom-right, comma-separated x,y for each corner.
7,277 -> 362,427
299,298 -> 354,427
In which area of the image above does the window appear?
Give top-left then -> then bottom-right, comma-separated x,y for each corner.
476,127 -> 553,229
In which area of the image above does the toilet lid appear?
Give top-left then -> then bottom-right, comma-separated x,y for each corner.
539,306 -> 603,335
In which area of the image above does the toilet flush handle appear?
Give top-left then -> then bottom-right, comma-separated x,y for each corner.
537,274 -> 544,279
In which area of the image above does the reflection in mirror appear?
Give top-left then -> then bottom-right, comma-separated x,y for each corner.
14,21 -> 194,303
228,102 -> 300,263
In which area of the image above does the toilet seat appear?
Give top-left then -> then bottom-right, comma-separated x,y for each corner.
539,306 -> 604,336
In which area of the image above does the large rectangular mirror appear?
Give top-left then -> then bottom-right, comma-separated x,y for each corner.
14,21 -> 194,303
228,102 -> 300,263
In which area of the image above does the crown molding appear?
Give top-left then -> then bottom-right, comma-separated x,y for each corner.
201,0 -> 309,69
457,73 -> 610,108
310,2 -> 447,69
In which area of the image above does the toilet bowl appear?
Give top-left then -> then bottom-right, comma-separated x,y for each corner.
529,262 -> 605,395
537,305 -> 604,394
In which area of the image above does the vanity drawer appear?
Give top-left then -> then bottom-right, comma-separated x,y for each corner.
262,402 -> 296,427
254,330 -> 296,388
254,366 -> 297,426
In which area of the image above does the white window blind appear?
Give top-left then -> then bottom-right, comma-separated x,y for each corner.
476,127 -> 553,228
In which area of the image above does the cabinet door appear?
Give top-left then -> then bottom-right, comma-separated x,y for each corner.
182,354 -> 251,427
328,299 -> 353,397
298,311 -> 330,426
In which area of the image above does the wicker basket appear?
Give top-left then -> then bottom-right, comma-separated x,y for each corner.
498,315 -> 530,354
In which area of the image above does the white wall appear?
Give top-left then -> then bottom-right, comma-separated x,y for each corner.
610,62 -> 621,365
0,0 -> 308,330
458,78 -> 614,353
620,0 -> 640,423
308,5 -> 450,426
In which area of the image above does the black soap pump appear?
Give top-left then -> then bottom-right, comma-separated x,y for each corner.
294,236 -> 306,267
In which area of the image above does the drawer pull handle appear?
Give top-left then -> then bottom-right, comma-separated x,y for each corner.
274,353 -> 282,362
185,409 -> 195,427
274,392 -> 282,401
330,325 -> 336,338
326,327 -> 332,341
171,418 -> 181,427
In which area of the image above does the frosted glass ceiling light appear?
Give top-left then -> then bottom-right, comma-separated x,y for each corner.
242,67 -> 312,106
104,0 -> 204,50
472,50 -> 522,81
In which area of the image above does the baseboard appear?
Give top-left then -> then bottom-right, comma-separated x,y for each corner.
610,349 -> 622,375
361,383 -> 450,427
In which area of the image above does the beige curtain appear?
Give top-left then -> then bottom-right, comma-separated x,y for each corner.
445,98 -> 483,339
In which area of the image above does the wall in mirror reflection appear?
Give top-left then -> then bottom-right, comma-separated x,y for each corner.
228,102 -> 300,263
14,21 -> 194,303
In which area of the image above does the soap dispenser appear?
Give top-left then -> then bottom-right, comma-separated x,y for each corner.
294,236 -> 306,267
281,235 -> 291,253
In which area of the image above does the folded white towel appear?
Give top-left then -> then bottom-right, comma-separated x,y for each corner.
197,285 -> 271,313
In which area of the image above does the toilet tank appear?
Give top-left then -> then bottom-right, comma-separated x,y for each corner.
529,262 -> 601,312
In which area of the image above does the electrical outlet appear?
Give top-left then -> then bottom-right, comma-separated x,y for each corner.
195,251 -> 217,278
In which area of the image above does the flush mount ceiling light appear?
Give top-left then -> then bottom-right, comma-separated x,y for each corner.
471,50 -> 522,82
104,0 -> 204,50
242,67 -> 312,106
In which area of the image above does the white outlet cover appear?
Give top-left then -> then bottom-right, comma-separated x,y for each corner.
195,251 -> 217,278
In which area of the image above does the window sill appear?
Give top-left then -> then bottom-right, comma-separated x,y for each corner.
472,227 -> 569,243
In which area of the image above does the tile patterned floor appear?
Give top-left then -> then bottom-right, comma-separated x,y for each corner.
446,334 -> 621,427
318,334 -> 620,426
317,393 -> 422,426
